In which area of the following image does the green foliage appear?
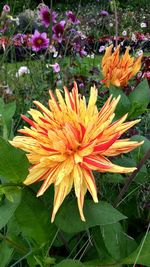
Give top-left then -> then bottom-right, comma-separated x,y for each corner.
54,259 -> 85,267
100,222 -> 137,261
15,188 -> 57,246
0,137 -> 29,183
0,98 -> 16,139
0,187 -> 21,230
128,79 -> 150,119
55,199 -> 126,233
0,241 -> 14,267
109,87 -> 131,119
121,232 -> 150,266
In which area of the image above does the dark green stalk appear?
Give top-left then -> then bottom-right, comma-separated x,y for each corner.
114,148 -> 150,207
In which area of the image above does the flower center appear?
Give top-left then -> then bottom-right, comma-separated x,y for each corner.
37,38 -> 42,45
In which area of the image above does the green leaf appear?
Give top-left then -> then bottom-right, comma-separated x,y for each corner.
100,222 -> 137,261
15,188 -> 57,245
128,79 -> 150,118
121,232 -> 150,266
109,87 -> 131,119
0,98 -> 16,139
92,226 -> 113,261
84,259 -> 122,267
0,137 -> 29,183
0,241 -> 14,267
0,187 -> 22,230
55,200 -> 127,233
54,259 -> 85,267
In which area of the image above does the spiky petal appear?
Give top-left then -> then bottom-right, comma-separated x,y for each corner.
10,83 -> 143,221
101,44 -> 142,88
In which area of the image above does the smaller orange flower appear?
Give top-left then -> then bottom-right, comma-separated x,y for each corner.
101,44 -> 142,88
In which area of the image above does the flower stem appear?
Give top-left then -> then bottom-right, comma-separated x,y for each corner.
0,233 -> 28,254
114,148 -> 150,207
113,0 -> 118,47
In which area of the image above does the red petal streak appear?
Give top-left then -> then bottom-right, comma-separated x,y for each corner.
83,156 -> 111,169
84,169 -> 97,191
80,123 -> 86,140
80,162 -> 91,171
93,134 -> 119,153
18,130 -> 33,137
64,86 -> 75,110
34,102 -> 52,119
49,90 -> 61,111
21,115 -> 36,128
40,144 -> 57,152
39,117 -> 51,124
37,169 -> 50,182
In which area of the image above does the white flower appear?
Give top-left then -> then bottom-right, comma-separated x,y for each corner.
15,17 -> 20,26
122,30 -> 127,36
53,51 -> 58,58
99,45 -> 105,53
90,53 -> 95,59
109,23 -> 113,27
136,50 -> 143,57
131,33 -> 137,42
140,22 -> 147,28
16,66 -> 30,77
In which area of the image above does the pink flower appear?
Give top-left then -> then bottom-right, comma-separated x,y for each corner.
3,4 -> 10,13
66,11 -> 80,25
39,5 -> 57,28
100,10 -> 109,16
99,45 -> 105,53
51,63 -> 60,73
31,30 -> 49,52
52,20 -> 66,43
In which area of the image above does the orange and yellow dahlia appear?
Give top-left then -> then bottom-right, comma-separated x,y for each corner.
101,44 -> 142,87
11,83 -> 143,222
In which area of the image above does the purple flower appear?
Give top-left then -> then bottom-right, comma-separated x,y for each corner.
31,30 -> 49,52
99,45 -> 105,53
39,5 -> 57,28
79,82 -> 84,88
13,33 -> 26,45
66,11 -> 80,25
3,4 -> 10,13
52,20 -> 66,43
51,63 -> 60,73
73,43 -> 87,57
100,10 -> 109,16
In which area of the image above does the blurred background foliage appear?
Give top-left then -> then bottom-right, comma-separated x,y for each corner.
0,0 -> 150,14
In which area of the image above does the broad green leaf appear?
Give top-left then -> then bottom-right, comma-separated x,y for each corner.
92,226 -> 113,261
121,232 -> 150,266
109,87 -> 131,119
15,188 -> 57,245
0,137 -> 29,183
54,259 -> 85,267
84,259 -> 122,267
55,200 -> 127,233
128,79 -> 150,118
100,222 -> 137,261
0,187 -> 21,230
0,241 -> 14,267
